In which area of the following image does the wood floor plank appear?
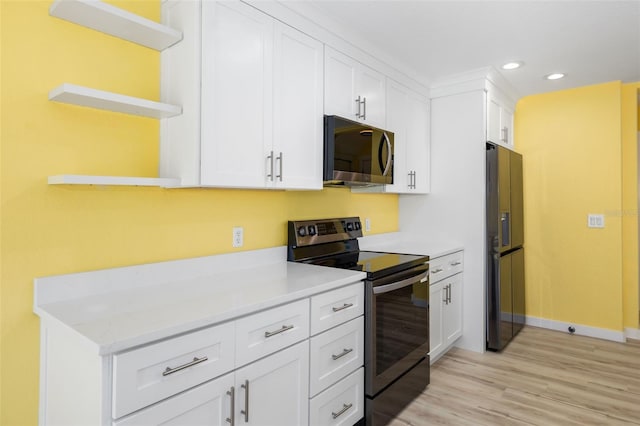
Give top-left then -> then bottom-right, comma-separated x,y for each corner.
391,326 -> 640,425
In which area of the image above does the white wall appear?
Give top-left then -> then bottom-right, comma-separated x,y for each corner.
399,90 -> 487,353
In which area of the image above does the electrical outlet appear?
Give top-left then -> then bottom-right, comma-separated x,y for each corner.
232,226 -> 243,247
365,218 -> 371,232
587,214 -> 605,228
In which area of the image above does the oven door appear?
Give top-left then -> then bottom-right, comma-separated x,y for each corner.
365,263 -> 430,396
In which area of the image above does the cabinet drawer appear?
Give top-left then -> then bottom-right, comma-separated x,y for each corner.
112,322 -> 235,419
310,282 -> 364,335
235,299 -> 309,368
309,367 -> 364,426
429,251 -> 463,283
309,316 -> 364,397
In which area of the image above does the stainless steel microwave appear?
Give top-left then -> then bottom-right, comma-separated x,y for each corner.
323,115 -> 394,186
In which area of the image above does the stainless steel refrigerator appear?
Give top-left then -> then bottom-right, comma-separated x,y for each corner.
486,142 -> 525,351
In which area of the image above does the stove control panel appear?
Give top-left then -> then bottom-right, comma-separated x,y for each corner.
288,217 -> 363,248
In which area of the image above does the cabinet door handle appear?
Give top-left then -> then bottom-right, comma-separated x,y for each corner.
355,95 -> 362,118
226,386 -> 235,425
501,127 -> 508,143
276,152 -> 283,181
162,356 -> 208,376
241,380 -> 249,422
267,151 -> 274,181
432,268 -> 443,274
264,324 -> 294,338
447,283 -> 452,304
332,302 -> 353,312
331,348 -> 353,360
450,261 -> 461,266
362,97 -> 367,120
332,403 -> 353,419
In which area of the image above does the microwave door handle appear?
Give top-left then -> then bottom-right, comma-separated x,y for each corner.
373,270 -> 428,295
381,132 -> 392,176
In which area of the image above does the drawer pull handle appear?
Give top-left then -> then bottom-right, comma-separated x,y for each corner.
331,348 -> 353,360
332,303 -> 353,312
226,386 -> 235,425
264,324 -> 294,338
450,261 -> 461,266
432,268 -> 443,274
241,380 -> 250,422
162,356 -> 208,376
332,403 -> 353,419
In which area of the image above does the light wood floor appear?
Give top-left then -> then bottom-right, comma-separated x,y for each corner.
390,326 -> 640,425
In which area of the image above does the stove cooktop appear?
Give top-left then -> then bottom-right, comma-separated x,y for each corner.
287,218 -> 429,280
303,250 -> 428,280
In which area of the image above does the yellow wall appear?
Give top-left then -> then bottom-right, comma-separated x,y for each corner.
0,1 -> 398,424
515,81 -> 630,332
622,82 -> 640,328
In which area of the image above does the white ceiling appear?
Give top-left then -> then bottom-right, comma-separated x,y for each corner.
284,0 -> 640,99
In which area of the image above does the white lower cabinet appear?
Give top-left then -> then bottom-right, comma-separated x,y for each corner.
429,272 -> 463,363
235,341 -> 309,426
309,316 -> 364,397
429,251 -> 464,363
114,372 -> 235,426
114,341 -> 309,426
309,368 -> 364,426
38,282 -> 365,426
308,283 -> 364,426
112,322 -> 235,418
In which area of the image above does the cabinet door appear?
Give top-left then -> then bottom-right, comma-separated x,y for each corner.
201,1 -> 273,188
235,341 -> 310,426
487,95 -> 501,144
272,22 -> 323,190
324,47 -> 358,121
382,80 -> 408,192
500,105 -> 514,146
487,91 -> 515,146
114,373 -> 234,426
405,91 -> 430,193
356,64 -> 386,128
443,273 -> 463,346
366,80 -> 428,194
429,281 -> 444,362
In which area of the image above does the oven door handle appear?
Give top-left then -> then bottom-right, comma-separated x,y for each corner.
373,270 -> 429,294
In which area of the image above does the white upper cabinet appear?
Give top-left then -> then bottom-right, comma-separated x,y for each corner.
161,0 -> 323,189
324,47 -> 386,128
200,0 -> 274,188
354,79 -> 430,194
487,88 -> 515,147
272,22 -> 324,190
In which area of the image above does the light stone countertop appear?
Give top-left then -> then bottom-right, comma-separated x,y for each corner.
34,247 -> 366,355
359,232 -> 463,258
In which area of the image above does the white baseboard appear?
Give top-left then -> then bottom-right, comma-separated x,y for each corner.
525,316 -> 625,343
624,327 -> 640,340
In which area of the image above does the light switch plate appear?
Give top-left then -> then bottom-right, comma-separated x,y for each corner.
587,214 -> 605,228
365,218 -> 371,232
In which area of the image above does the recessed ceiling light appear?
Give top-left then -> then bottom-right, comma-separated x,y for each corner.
545,73 -> 565,80
502,61 -> 523,70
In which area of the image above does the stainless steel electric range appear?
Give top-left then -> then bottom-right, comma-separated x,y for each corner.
287,217 -> 430,426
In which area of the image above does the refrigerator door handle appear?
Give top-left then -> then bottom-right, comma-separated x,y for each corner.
501,212 -> 510,247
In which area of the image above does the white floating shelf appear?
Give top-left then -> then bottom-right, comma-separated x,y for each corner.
49,84 -> 182,119
49,175 -> 181,187
49,0 -> 182,51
